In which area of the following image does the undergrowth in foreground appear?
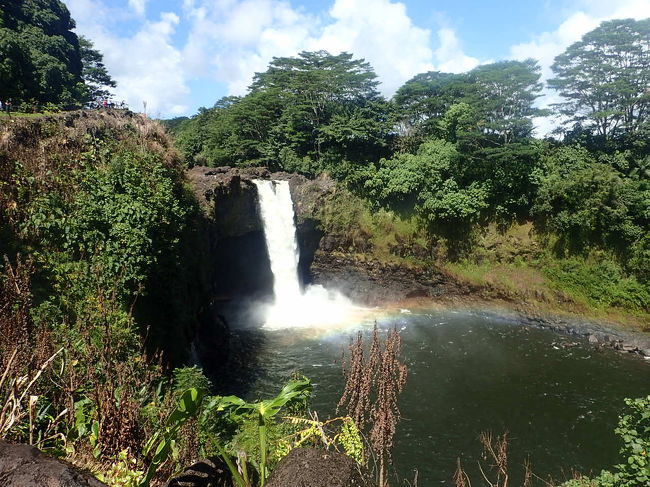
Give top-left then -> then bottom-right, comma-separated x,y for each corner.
0,112 -> 208,483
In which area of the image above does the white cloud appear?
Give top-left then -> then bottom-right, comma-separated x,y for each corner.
312,0 -> 435,95
128,0 -> 148,16
67,0 -> 189,116
66,0 -> 482,115
434,28 -> 480,73
181,0 -> 316,95
509,0 -> 650,136
181,0 -> 440,97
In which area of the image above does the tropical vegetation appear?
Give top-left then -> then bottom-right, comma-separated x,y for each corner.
0,1 -> 649,486
170,18 -> 650,322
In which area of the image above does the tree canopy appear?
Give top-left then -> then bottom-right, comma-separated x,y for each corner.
0,0 -> 114,106
393,59 -> 544,146
548,18 -> 650,139
175,51 -> 393,171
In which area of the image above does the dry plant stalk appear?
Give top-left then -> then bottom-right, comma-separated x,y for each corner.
478,432 -> 509,487
1,255 -> 32,370
454,458 -> 471,487
0,346 -> 64,438
338,323 -> 407,487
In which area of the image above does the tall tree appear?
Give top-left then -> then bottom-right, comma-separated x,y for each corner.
79,35 -> 115,102
393,71 -> 468,139
548,18 -> 650,139
0,0 -> 84,105
249,51 -> 388,164
468,59 -> 544,145
394,60 -> 544,147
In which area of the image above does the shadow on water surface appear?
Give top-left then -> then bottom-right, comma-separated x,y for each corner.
207,298 -> 274,398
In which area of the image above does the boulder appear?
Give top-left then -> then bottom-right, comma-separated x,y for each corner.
266,448 -> 372,487
0,440 -> 107,487
163,456 -> 233,487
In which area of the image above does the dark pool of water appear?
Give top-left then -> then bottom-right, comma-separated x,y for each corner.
227,310 -> 650,485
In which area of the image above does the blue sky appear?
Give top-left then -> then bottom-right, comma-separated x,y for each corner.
66,0 -> 650,133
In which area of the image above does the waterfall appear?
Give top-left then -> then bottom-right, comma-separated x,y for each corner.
253,180 -> 302,303
254,179 -> 362,329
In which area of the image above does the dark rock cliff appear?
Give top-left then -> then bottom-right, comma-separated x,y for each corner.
186,166 -> 451,306
187,166 -> 335,300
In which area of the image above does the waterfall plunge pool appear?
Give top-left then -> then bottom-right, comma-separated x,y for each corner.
223,309 -> 650,486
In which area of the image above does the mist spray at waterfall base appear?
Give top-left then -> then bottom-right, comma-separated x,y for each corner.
254,179 -> 368,330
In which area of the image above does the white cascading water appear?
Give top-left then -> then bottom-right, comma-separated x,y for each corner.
254,180 -> 302,303
253,179 -> 361,329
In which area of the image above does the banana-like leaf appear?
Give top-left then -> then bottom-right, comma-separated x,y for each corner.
167,388 -> 203,426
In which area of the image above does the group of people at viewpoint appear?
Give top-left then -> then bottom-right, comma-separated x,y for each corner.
0,99 -> 13,113
87,99 -> 128,110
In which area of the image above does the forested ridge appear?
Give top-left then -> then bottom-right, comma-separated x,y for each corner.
0,0 -> 114,108
170,18 -> 650,318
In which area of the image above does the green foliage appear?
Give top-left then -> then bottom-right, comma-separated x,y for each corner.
612,395 -> 650,486
337,418 -> 364,464
172,366 -> 213,396
137,377 -> 315,487
545,256 -> 650,312
533,146 -> 649,262
140,388 -> 204,487
95,449 -> 144,487
0,114 -> 211,484
562,396 -> 650,487
0,0 -> 83,105
0,1 -> 114,107
365,138 -> 488,232
394,59 -> 545,145
173,51 -> 391,173
213,378 -> 313,486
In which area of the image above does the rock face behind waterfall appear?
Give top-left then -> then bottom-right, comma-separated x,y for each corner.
187,165 -> 333,238
187,165 -> 452,304
187,166 -> 335,301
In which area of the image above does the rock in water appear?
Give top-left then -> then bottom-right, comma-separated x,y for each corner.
266,448 -> 372,487
0,441 -> 107,487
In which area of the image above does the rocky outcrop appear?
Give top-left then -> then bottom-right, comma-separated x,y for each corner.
187,165 -> 334,238
0,441 -> 107,487
266,448 -> 372,487
311,252 -> 458,306
162,456 -> 234,487
187,166 -> 269,238
515,312 -> 650,357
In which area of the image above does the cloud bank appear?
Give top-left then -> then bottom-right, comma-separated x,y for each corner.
66,0 -> 650,121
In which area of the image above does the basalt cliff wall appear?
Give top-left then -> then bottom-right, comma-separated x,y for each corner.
187,165 -> 453,305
